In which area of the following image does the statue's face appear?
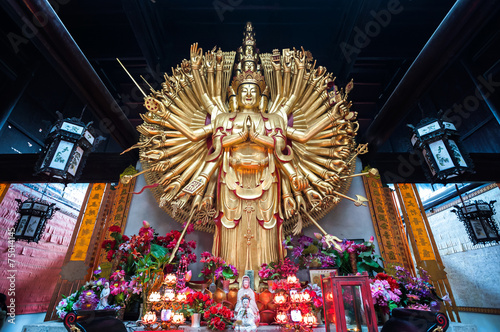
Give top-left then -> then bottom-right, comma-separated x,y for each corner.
245,45 -> 253,55
238,83 -> 260,110
242,299 -> 250,308
243,61 -> 256,72
243,277 -> 250,288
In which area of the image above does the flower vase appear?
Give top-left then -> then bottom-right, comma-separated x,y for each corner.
316,310 -> 324,325
348,251 -> 358,274
222,279 -> 230,293
209,276 -> 217,293
267,279 -> 275,292
191,313 -> 201,327
376,310 -> 389,325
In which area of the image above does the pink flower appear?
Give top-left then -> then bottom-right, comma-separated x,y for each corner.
110,270 -> 125,281
143,220 -> 150,228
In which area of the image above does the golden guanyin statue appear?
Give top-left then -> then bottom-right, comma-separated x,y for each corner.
122,22 -> 368,286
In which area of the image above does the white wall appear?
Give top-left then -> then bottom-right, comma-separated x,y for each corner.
427,186 -> 500,308
125,160 -> 378,279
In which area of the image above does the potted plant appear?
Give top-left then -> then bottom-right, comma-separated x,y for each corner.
199,252 -> 237,292
258,258 -> 299,290
181,291 -> 215,327
203,302 -> 234,331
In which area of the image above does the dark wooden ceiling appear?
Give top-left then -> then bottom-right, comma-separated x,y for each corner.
0,0 -> 499,184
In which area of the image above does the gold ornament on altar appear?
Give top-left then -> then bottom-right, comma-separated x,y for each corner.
121,22 -> 374,286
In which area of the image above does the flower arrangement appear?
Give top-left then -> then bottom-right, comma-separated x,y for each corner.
181,291 -> 215,317
334,237 -> 384,276
101,221 -> 197,277
283,235 -> 336,269
283,235 -> 383,276
55,268 -> 121,319
370,273 -> 402,314
258,258 -> 299,281
203,302 -> 234,330
393,266 -> 442,311
108,269 -> 141,307
270,279 -> 301,292
77,290 -> 100,310
199,252 -> 238,282
56,291 -> 81,319
305,284 -> 324,312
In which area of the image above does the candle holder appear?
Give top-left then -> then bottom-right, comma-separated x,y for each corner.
141,311 -> 162,330
144,272 -> 189,330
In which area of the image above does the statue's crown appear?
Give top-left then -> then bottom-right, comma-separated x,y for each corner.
242,22 -> 255,46
241,295 -> 251,301
231,22 -> 266,93
231,70 -> 266,93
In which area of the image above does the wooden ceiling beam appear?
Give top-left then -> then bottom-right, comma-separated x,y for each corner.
362,0 -> 500,152
2,0 -> 138,149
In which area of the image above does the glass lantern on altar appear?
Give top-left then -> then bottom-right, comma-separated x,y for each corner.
321,273 -> 378,332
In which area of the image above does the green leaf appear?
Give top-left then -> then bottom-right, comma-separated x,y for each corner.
222,269 -> 234,279
358,251 -> 371,258
151,243 -> 169,259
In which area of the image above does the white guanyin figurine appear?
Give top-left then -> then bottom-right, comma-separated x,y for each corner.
235,295 -> 257,332
234,276 -> 259,319
97,282 -> 110,309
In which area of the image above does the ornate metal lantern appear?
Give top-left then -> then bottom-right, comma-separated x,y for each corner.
14,198 -> 57,243
408,117 -> 473,182
321,273 -> 378,332
451,200 -> 500,245
34,116 -> 98,183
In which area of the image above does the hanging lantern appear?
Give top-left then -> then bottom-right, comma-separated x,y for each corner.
34,116 -> 99,183
451,200 -> 500,245
408,117 -> 473,182
14,198 -> 57,243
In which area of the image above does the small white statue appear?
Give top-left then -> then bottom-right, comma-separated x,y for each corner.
97,282 -> 110,309
235,296 -> 257,332
234,275 -> 259,325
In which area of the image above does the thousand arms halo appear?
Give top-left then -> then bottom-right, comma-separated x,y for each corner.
122,22 -> 370,280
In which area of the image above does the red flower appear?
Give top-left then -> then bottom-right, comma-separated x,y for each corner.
109,225 -> 122,233
210,306 -> 218,315
101,239 -> 114,249
106,250 -> 115,262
